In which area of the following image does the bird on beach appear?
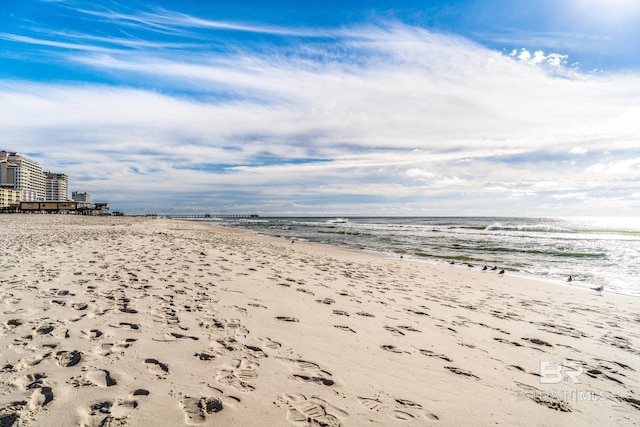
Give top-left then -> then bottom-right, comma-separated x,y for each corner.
592,285 -> 604,296
490,266 -> 498,271
482,265 -> 488,271
449,261 -> 455,265
567,275 -> 572,282
498,269 -> 505,275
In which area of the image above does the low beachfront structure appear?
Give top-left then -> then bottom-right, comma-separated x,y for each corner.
0,187 -> 21,211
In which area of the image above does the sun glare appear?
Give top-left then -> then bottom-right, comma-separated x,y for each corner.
571,0 -> 640,25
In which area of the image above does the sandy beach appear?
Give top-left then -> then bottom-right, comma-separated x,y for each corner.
1,215 -> 638,426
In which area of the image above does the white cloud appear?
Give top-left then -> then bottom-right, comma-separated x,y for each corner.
406,168 -> 436,180
510,48 -> 569,68
1,19 -> 640,214
569,147 -> 589,155
609,106 -> 640,133
585,158 -> 640,176
483,186 -> 508,193
552,192 -> 588,200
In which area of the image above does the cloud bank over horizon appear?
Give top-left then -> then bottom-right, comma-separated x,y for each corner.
1,2 -> 639,215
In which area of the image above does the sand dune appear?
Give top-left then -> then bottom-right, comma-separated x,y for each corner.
0,215 -> 638,426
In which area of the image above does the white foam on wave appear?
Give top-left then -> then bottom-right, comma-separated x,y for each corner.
485,223 -> 572,233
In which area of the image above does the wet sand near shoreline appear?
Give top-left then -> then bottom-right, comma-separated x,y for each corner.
1,215 -> 638,426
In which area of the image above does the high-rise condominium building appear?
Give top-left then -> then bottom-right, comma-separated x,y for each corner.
45,172 -> 69,201
0,151 -> 46,201
72,191 -> 91,203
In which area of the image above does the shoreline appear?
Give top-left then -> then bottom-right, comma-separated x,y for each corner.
1,215 -> 638,426
207,220 -> 636,299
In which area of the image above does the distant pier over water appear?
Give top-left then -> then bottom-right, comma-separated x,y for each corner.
147,213 -> 259,220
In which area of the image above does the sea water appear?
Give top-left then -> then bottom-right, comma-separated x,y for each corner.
220,217 -> 640,297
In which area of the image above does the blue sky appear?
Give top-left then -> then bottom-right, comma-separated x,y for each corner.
1,0 -> 639,215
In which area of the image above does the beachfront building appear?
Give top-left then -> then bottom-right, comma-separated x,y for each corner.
0,151 -> 46,202
72,191 -> 91,203
0,187 -> 21,209
45,172 -> 69,201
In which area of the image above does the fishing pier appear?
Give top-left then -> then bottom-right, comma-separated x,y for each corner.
149,213 -> 259,220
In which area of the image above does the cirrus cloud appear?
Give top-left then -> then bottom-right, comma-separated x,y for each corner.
1,4 -> 639,216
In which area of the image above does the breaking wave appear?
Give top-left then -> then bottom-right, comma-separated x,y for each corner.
485,223 -> 572,233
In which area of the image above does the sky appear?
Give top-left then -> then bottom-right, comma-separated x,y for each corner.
1,0 -> 639,216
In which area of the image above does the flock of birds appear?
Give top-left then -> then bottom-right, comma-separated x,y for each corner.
448,261 -> 604,296
450,260 -> 505,275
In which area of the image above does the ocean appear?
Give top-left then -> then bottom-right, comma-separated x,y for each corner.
217,217 -> 640,297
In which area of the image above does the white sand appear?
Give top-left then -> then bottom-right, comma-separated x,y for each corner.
0,215 -> 638,426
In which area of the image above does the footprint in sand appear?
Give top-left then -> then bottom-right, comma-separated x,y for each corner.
117,338 -> 137,349
419,349 -> 453,362
405,308 -> 430,317
358,395 -> 439,422
357,397 -> 388,412
279,393 -> 348,426
243,344 -> 268,359
81,399 -> 138,427
36,323 -> 55,335
275,316 -> 299,323
522,337 -> 553,348
380,345 -> 407,354
15,372 -> 46,390
393,399 -> 428,419
216,359 -> 258,392
444,366 -> 480,380
292,373 -> 335,387
247,302 -> 268,309
56,350 -> 82,367
397,325 -> 421,333
111,322 -> 140,331
523,390 -> 572,413
280,358 -> 335,387
28,386 -> 54,409
194,350 -> 218,361
0,401 -> 27,427
384,326 -> 405,336
180,395 -> 224,425
94,338 -> 137,357
5,318 -> 22,328
494,337 -> 524,348
83,329 -> 103,339
257,336 -> 282,351
355,311 -> 375,318
168,332 -> 200,341
71,302 -> 89,311
145,358 -> 169,378
617,396 -> 640,411
85,369 -> 117,387
220,318 -> 250,337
